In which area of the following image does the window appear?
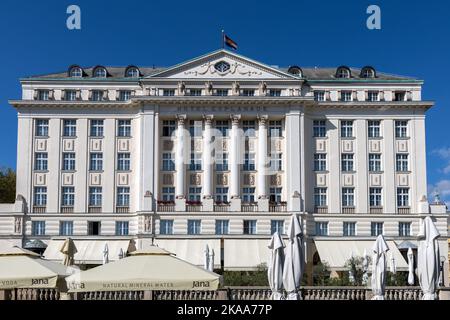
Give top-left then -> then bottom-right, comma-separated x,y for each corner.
336,67 -> 350,78
69,66 -> 82,78
215,187 -> 228,202
367,91 -> 379,102
34,187 -> 47,206
343,222 -> 356,236
396,154 -> 409,172
215,220 -> 229,235
189,120 -> 202,137
268,90 -> 281,97
119,90 -> 131,101
342,188 -> 355,207
32,221 -> 45,236
160,220 -> 173,235
187,220 -> 201,235
34,153 -> 48,171
270,153 -> 282,171
269,187 -> 282,203
93,67 -> 107,78
243,153 -> 255,171
37,90 -> 49,101
162,120 -> 176,137
243,220 -> 257,235
368,120 -> 381,138
313,120 -> 326,137
163,89 -> 175,96
361,67 -> 375,78
189,153 -> 202,171
341,154 -> 354,172
340,120 -> 353,137
115,221 -> 129,236
241,89 -> 255,96
188,187 -> 202,202
117,153 -> 131,171
90,120 -> 104,137
399,222 -> 412,237
371,222 -> 384,236
394,91 -> 406,101
315,222 -> 328,236
243,120 -> 255,137
162,153 -> 175,171
395,121 -> 408,138
214,61 -> 230,73
397,188 -> 409,207
63,120 -> 77,137
62,153 -> 76,171
242,187 -> 255,203
89,187 -> 102,206
368,154 -> 382,172
65,90 -> 77,101
35,119 -> 49,137
89,153 -> 103,171
162,187 -> 175,202
369,188 -> 382,207
117,187 -> 130,207
60,221 -> 73,236
340,91 -> 352,102
314,91 -> 325,102
214,89 -> 229,96
187,89 -> 202,96
125,67 -> 139,78
88,221 -> 101,235
314,154 -> 327,171
314,188 -> 327,207
61,187 -> 75,206
91,90 -> 104,101
268,120 -> 282,137
117,120 -> 131,137
271,220 -> 284,235
215,120 -> 229,137
215,153 -> 228,171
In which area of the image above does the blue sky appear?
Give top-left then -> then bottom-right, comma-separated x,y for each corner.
0,0 -> 449,206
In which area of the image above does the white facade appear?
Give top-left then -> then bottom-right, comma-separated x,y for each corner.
1,50 -> 448,282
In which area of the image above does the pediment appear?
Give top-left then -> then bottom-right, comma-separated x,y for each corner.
148,50 -> 298,80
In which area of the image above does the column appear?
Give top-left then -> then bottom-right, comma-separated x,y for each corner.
175,115 -> 186,199
202,115 -> 214,211
257,115 -> 269,212
229,115 -> 241,199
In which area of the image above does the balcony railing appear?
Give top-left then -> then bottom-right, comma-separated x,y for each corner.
314,206 -> 328,214
88,206 -> 102,213
241,203 -> 258,212
214,203 -> 230,212
116,206 -> 129,213
341,207 -> 355,214
157,202 -> 175,212
398,207 -> 411,214
32,206 -> 46,213
369,207 -> 383,214
60,206 -> 74,213
186,203 -> 202,212
269,202 -> 287,212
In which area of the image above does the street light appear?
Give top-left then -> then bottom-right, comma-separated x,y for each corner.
439,255 -> 446,287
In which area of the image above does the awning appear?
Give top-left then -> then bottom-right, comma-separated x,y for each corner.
43,239 -> 136,265
314,240 -> 408,271
224,239 -> 270,270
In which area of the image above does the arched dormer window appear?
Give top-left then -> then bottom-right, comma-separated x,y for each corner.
68,65 -> 83,78
125,66 -> 140,78
287,66 -> 303,77
93,66 -> 107,78
360,66 -> 376,78
336,66 -> 351,79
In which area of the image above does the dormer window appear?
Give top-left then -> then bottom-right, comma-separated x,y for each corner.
93,67 -> 107,78
214,61 -> 230,73
336,67 -> 351,79
287,66 -> 302,77
125,66 -> 140,78
69,66 -> 83,78
361,66 -> 376,78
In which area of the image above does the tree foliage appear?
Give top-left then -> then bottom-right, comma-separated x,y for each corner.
221,263 -> 269,286
0,167 -> 16,203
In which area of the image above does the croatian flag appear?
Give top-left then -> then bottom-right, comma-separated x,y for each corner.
224,34 -> 238,50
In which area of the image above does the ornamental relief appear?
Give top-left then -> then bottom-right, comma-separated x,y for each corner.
270,174 -> 282,186
243,174 -> 256,186
216,174 -> 228,186
193,140 -> 202,152
163,140 -> 174,151
184,61 -> 263,77
162,174 -> 174,185
190,174 -> 202,186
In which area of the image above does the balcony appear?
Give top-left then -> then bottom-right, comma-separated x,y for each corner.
186,201 -> 202,212
269,202 -> 287,212
214,202 -> 230,212
157,201 -> 175,212
241,203 -> 258,212
32,206 -> 46,213
342,207 -> 355,214
369,207 -> 383,214
88,206 -> 102,213
314,206 -> 328,214
60,206 -> 74,213
397,207 -> 411,214
116,206 -> 129,213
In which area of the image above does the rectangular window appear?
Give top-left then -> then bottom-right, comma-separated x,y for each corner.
270,153 -> 282,171
189,120 -> 202,138
117,153 -> 131,171
215,187 -> 228,202
395,120 -> 408,138
32,221 -> 46,236
269,187 -> 282,203
215,153 -> 228,171
342,188 -> 355,207
189,153 -> 202,171
89,153 -> 103,171
368,120 -> 381,138
187,89 -> 202,96
341,154 -> 354,172
399,222 -> 412,237
313,120 -> 326,137
60,221 -> 74,236
394,91 -> 406,102
117,120 -> 131,137
367,91 -> 379,102
243,220 -> 257,235
118,90 -> 131,101
340,91 -> 352,102
340,120 -> 353,138
187,219 -> 201,235
38,90 -> 49,101
314,188 -> 327,207
62,153 -> 76,171
215,120 -> 229,137
115,221 -> 129,236
343,222 -> 356,236
368,154 -> 382,172
315,222 -> 328,236
89,187 -> 102,206
91,90 -> 104,101
241,89 -> 255,96
61,187 -> 75,206
162,120 -> 176,137
314,154 -> 327,171
214,89 -> 228,96
90,120 -> 104,137
163,89 -> 175,96
162,187 -> 175,202
268,89 -> 281,97
34,187 -> 47,206
314,91 -> 325,102
397,188 -> 409,207
242,187 -> 255,203
35,119 -> 49,137
188,187 -> 202,202
271,220 -> 284,235
117,187 -> 130,206
215,220 -> 229,235
396,154 -> 409,172
371,222 -> 384,236
34,153 -> 48,171
160,220 -> 174,235
63,119 -> 77,137
369,188 -> 382,207
268,120 -> 282,138
162,153 -> 175,171
88,221 -> 101,235
243,153 -> 255,171
65,90 -> 77,101
243,120 -> 256,137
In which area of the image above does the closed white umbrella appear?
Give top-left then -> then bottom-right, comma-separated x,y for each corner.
371,234 -> 389,300
389,252 -> 396,274
204,245 -> 210,270
118,248 -> 124,259
417,216 -> 440,300
282,214 -> 305,300
60,238 -> 77,266
208,249 -> 215,272
407,248 -> 414,285
268,231 -> 285,300
362,249 -> 369,285
103,243 -> 109,265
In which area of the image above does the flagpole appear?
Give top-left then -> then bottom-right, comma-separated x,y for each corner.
221,29 -> 224,49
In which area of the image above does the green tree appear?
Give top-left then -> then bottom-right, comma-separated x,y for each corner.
312,261 -> 331,286
344,256 -> 367,286
0,167 -> 16,203
222,263 -> 269,286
